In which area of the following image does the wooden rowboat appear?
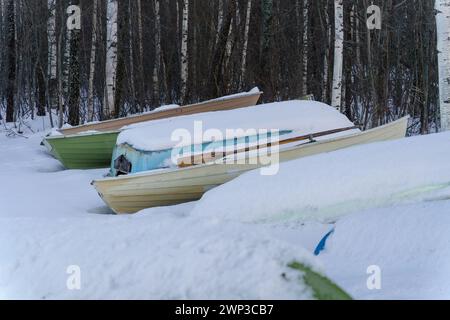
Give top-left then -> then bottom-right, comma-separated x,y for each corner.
92,116 -> 409,214
44,90 -> 262,169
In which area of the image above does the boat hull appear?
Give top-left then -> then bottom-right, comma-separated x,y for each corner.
46,132 -> 119,169
60,92 -> 262,136
92,117 -> 409,214
45,92 -> 262,169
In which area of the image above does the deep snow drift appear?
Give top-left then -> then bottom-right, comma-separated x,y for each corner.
0,117 -> 319,299
192,132 -> 450,223
1,115 -> 450,299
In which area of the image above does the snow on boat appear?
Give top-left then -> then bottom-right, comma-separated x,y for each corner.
108,100 -> 354,176
92,108 -> 409,214
60,88 -> 262,135
43,89 -> 262,169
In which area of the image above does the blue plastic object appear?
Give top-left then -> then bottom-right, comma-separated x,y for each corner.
314,229 -> 335,256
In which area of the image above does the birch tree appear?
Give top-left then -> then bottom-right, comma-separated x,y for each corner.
331,0 -> 344,110
87,0 -> 99,122
67,1 -> 81,126
137,0 -> 145,109
47,0 -> 57,82
5,0 -> 15,122
302,0 -> 308,95
239,0 -> 252,90
153,0 -> 161,103
128,0 -> 136,111
435,0 -> 450,131
215,0 -> 223,46
180,0 -> 189,103
35,0 -> 48,117
105,0 -> 118,118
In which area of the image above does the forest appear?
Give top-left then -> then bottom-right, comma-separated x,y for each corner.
0,0 -> 449,134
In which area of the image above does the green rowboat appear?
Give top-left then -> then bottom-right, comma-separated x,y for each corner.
44,89 -> 262,169
46,131 -> 120,169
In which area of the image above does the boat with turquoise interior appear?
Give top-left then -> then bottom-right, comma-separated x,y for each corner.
110,130 -> 293,176
108,100 -> 362,177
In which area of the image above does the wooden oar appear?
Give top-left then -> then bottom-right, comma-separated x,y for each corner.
177,125 -> 360,168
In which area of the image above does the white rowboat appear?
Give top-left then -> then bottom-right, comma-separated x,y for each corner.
92,117 -> 409,214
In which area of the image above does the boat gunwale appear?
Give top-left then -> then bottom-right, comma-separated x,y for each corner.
45,130 -> 120,141
58,91 -> 263,135
92,116 -> 410,185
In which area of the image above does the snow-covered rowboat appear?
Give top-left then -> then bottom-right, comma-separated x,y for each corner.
43,89 -> 262,169
108,100 -> 360,176
92,117 -> 409,214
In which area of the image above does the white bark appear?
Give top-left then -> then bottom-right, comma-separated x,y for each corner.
239,0 -> 252,89
323,4 -> 330,101
331,0 -> 344,110
57,30 -> 63,127
216,0 -> 223,46
435,0 -> 450,131
87,0 -> 99,122
0,0 -> 4,50
137,0 -> 145,109
180,0 -> 189,102
47,0 -> 57,80
225,4 -> 236,70
153,0 -> 161,102
63,23 -> 71,98
105,0 -> 118,117
302,0 -> 308,94
128,0 -> 136,107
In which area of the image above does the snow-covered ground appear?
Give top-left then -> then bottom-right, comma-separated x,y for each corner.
1,115 -> 450,299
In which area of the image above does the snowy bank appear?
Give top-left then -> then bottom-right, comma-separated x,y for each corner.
320,201 -> 450,299
0,118 -> 322,299
192,132 -> 450,223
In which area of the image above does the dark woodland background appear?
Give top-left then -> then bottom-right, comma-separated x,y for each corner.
0,0 -> 440,134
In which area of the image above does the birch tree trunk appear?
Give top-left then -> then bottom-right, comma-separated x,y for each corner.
302,0 -> 308,95
57,23 -> 63,127
239,0 -> 252,90
105,0 -> 118,118
47,0 -> 57,81
128,0 -> 136,112
435,0 -> 450,131
331,0 -> 344,110
216,0 -> 223,46
225,9 -> 235,67
153,0 -> 161,104
180,0 -> 189,103
68,0 -> 81,126
137,0 -> 145,110
87,0 -> 99,122
47,0 -> 57,122
5,0 -> 15,123
323,5 -> 329,101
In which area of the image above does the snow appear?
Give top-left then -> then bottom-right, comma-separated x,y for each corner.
208,86 -> 261,102
0,116 -> 318,300
153,104 -> 180,112
192,132 -> 450,223
2,114 -> 450,300
118,100 -> 359,152
320,201 -> 450,299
